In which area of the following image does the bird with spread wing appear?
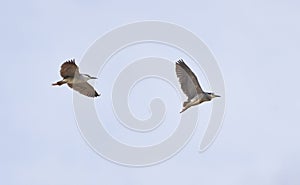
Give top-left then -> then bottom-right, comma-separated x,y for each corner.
52,59 -> 100,98
176,59 -> 220,113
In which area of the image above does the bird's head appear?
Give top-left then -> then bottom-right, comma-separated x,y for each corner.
82,74 -> 97,80
207,92 -> 221,100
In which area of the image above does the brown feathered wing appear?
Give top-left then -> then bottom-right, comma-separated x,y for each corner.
60,59 -> 79,78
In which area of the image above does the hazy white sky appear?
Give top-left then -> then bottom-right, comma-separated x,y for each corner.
1,0 -> 300,185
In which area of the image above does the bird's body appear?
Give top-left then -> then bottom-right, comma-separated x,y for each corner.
176,59 -> 220,113
62,74 -> 91,84
52,59 -> 100,97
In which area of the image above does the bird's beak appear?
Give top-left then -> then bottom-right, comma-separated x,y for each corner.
91,77 -> 97,79
213,94 -> 221,98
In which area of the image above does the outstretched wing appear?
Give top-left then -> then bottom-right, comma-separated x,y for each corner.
68,82 -> 100,98
175,59 -> 203,100
60,59 -> 79,78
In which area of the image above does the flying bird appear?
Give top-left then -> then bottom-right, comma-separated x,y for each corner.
52,59 -> 100,97
176,59 -> 220,113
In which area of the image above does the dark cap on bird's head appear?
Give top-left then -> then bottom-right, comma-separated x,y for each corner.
207,92 -> 221,98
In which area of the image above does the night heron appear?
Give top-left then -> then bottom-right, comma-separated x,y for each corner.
176,59 -> 220,113
52,59 -> 100,97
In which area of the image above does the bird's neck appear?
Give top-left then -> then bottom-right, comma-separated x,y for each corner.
79,75 -> 90,82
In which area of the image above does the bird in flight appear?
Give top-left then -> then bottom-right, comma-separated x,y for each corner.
176,59 -> 220,113
52,59 -> 100,97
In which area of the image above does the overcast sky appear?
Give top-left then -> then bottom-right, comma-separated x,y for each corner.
1,0 -> 300,185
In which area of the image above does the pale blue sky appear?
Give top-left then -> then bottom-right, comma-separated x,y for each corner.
1,0 -> 300,185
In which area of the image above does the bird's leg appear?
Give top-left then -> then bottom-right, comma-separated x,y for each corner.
180,102 -> 191,113
52,80 -> 67,86
180,107 -> 187,113
180,105 -> 191,113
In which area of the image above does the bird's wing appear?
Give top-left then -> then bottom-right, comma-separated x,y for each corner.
175,59 -> 203,100
68,82 -> 100,98
60,59 -> 79,78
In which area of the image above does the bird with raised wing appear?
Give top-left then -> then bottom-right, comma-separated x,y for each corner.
52,59 -> 100,97
176,59 -> 220,113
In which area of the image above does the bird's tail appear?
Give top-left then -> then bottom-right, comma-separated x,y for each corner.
52,80 -> 66,86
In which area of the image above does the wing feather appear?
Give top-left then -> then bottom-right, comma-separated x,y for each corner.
68,82 -> 100,98
60,59 -> 79,78
175,59 -> 203,100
